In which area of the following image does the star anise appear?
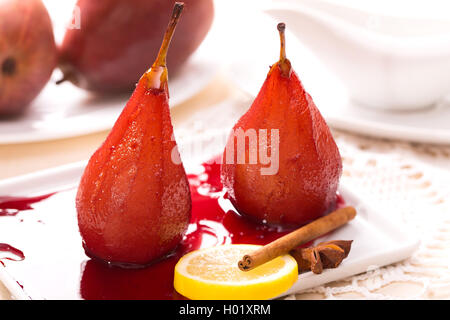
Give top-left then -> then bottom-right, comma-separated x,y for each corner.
290,240 -> 353,274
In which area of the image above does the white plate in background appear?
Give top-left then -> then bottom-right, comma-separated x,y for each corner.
0,54 -> 217,145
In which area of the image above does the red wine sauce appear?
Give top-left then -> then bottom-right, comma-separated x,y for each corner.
0,158 -> 344,299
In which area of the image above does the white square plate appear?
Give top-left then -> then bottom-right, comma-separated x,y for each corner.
0,160 -> 419,300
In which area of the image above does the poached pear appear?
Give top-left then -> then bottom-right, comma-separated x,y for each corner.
221,23 -> 342,226
59,0 -> 214,92
76,3 -> 191,266
0,0 -> 57,116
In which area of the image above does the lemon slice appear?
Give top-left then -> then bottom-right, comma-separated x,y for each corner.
174,244 -> 298,300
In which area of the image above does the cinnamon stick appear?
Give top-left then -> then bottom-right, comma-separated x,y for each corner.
238,206 -> 356,271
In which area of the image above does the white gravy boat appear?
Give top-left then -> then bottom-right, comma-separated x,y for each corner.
264,0 -> 450,110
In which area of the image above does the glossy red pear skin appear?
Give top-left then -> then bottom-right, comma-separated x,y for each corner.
60,0 -> 214,92
0,0 -> 57,115
222,65 -> 342,226
76,76 -> 191,265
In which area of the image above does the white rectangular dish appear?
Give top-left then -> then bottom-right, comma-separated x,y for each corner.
0,161 -> 419,300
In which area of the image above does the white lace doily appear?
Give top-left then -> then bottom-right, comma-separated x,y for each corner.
174,90 -> 450,300
289,132 -> 450,299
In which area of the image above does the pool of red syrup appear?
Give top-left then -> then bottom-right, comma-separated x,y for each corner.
0,159 -> 344,300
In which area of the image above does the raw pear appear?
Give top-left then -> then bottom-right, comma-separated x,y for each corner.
76,3 -> 191,266
0,0 -> 57,116
59,0 -> 214,92
221,24 -> 342,226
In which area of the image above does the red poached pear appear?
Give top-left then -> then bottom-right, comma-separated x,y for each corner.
76,3 -> 191,266
59,0 -> 214,92
221,23 -> 343,227
0,0 -> 57,116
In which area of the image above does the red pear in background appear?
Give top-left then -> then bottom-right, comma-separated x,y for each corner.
221,23 -> 342,226
0,0 -> 57,116
59,0 -> 214,92
76,3 -> 191,266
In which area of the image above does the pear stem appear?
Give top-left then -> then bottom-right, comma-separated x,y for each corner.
278,23 -> 286,63
154,2 -> 184,68
145,2 -> 184,89
55,77 -> 67,85
55,70 -> 77,86
277,22 -> 291,77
